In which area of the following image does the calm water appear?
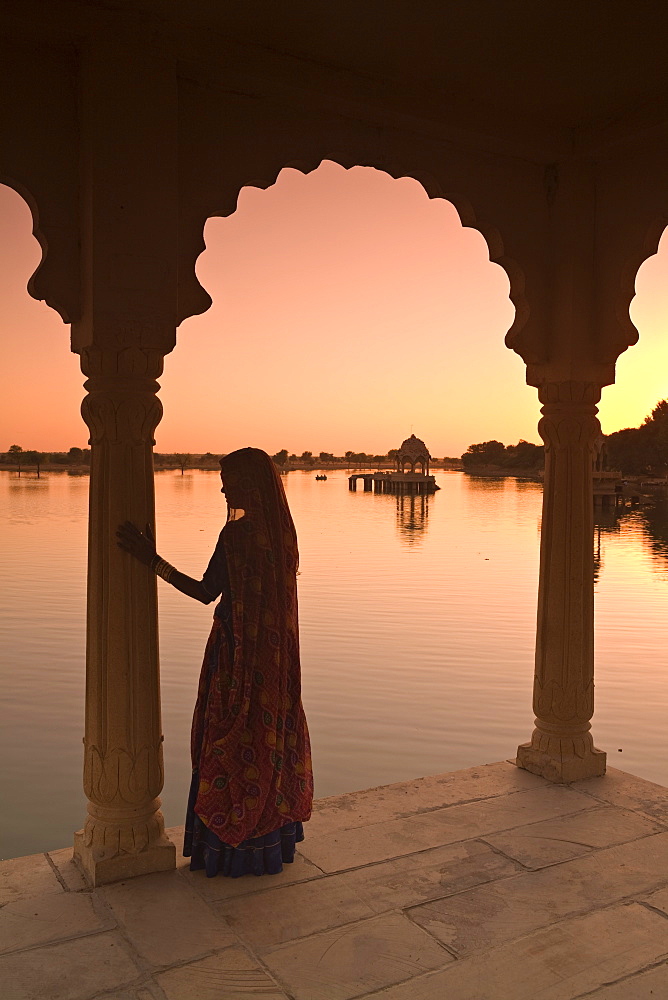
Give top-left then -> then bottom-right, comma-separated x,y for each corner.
1,468 -> 667,859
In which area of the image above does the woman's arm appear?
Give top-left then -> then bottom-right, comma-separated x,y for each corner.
115,521 -> 214,604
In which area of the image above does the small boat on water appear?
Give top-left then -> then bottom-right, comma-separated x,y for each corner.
315,474 -> 328,481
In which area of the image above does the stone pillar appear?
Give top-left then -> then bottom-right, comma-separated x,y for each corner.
516,380 -> 607,783
74,347 -> 175,884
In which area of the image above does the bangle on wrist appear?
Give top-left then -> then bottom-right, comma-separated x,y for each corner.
153,557 -> 176,584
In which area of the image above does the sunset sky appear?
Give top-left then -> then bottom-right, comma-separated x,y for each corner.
1,160 -> 667,458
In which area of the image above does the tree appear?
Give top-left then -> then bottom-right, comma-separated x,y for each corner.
605,399 -> 668,475
174,454 -> 189,475
505,440 -> 544,469
68,446 -> 84,464
8,444 -> 23,476
272,449 -> 289,466
300,451 -> 313,464
319,451 -> 334,463
461,440 -> 506,469
23,450 -> 46,477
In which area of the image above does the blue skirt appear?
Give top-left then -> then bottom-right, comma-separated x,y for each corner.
183,771 -> 305,878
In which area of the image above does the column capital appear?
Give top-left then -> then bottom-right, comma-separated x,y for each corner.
80,347 -> 165,381
537,380 -> 602,407
536,380 -> 603,455
80,349 -> 163,449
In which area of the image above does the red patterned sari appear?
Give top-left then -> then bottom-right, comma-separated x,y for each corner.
188,448 -> 313,856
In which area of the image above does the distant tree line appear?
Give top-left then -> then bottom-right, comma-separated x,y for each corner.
605,400 -> 668,475
461,439 -> 544,472
3,445 -> 454,476
460,400 -> 668,477
270,449 -> 415,467
2,445 -> 90,476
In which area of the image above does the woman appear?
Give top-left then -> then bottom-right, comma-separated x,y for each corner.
116,447 -> 313,878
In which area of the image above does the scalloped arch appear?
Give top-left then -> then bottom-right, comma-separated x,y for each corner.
186,155 -> 528,359
616,215 -> 668,362
0,175 -> 74,324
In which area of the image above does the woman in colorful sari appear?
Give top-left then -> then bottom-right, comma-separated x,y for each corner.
116,447 -> 313,878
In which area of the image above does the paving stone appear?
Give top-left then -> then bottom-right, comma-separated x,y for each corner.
343,837 -> 521,912
0,852 -> 64,904
578,767 -> 668,825
582,960 -> 668,999
0,931 -> 140,1000
407,831 -> 668,956
0,891 -> 112,954
47,847 -> 89,891
300,784 -> 594,872
308,761 -> 544,837
484,804 -> 662,869
180,849 -> 323,902
262,911 -> 452,1000
215,875 -> 376,951
363,902 -> 668,1000
99,869 -> 236,967
156,945 -> 288,999
641,885 -> 668,915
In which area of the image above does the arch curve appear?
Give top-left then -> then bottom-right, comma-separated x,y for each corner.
183,153 -> 528,359
0,174 -> 77,324
616,214 -> 668,361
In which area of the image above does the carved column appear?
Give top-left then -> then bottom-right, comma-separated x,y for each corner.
516,381 -> 607,782
74,347 -> 176,884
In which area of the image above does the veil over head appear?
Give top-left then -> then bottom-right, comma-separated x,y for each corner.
192,447 -> 312,845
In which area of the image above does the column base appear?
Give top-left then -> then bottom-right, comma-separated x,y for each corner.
516,731 -> 606,783
73,829 -> 176,887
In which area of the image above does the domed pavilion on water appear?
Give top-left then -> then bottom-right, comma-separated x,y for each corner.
349,434 -> 439,494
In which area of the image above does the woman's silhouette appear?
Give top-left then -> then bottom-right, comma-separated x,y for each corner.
117,447 -> 313,877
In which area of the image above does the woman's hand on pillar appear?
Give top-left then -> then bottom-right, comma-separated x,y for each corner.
116,521 -> 157,567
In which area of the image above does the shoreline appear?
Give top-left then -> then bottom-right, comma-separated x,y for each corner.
0,461 -> 465,475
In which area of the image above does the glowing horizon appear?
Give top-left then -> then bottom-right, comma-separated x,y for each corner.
1,161 -> 667,457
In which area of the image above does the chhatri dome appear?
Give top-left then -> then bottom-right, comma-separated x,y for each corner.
396,434 -> 430,475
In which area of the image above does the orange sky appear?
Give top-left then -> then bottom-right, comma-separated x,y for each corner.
1,161 -> 667,457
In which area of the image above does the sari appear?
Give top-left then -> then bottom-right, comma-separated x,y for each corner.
184,448 -> 313,877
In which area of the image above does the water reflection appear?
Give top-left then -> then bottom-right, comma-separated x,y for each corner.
463,474 -> 510,491
593,499 -> 668,581
631,500 -> 668,572
395,492 -> 430,545
594,509 -> 623,584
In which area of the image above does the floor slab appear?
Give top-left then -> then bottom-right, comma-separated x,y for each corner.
155,945 -> 289,1000
365,902 -> 668,1000
300,783 -> 595,872
0,932 -> 141,1000
406,831 -> 668,956
0,852 -> 64,904
262,911 -> 452,1000
98,869 -> 238,967
483,803 -> 663,869
0,891 -> 112,954
2,762 -> 668,1000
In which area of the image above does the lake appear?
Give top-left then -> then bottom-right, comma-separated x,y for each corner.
1,468 -> 667,860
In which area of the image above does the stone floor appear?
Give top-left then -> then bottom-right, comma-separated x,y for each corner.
2,762 -> 668,1000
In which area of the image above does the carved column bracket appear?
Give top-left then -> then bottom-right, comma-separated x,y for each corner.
516,381 -> 607,783
74,347 -> 175,884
